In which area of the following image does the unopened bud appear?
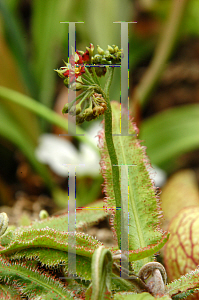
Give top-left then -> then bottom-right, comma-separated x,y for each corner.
85,114 -> 95,121
93,106 -> 104,116
100,102 -> 107,110
97,45 -> 104,55
39,210 -> 49,220
75,104 -> 81,115
62,103 -> 69,114
69,105 -> 77,116
113,45 -> 119,53
62,102 -> 73,114
107,45 -> 114,53
55,69 -> 66,79
70,81 -> 83,91
83,107 -> 93,117
76,113 -> 85,125
93,54 -> 102,64
86,43 -> 94,57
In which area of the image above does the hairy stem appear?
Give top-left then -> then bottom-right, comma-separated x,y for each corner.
103,67 -> 121,247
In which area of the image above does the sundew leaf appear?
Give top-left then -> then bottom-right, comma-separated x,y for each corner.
90,246 -> 113,300
113,292 -> 154,300
166,268 -> 199,297
0,200 -> 110,247
98,101 -> 169,263
29,200 -> 111,232
0,227 -> 103,258
9,248 -> 92,280
113,292 -> 171,300
0,257 -> 74,299
0,284 -> 21,299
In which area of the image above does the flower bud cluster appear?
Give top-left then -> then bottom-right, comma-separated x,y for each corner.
87,44 -> 123,77
55,44 -> 123,87
62,93 -> 107,125
56,43 -> 122,123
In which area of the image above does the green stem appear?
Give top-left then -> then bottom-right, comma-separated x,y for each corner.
84,67 -> 96,84
91,67 -> 101,86
132,0 -> 188,109
103,67 -> 121,247
0,86 -> 97,152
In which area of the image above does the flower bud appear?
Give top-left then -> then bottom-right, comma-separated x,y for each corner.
86,43 -> 94,57
76,113 -> 85,125
75,104 -> 81,115
97,45 -> 104,55
83,107 -> 93,117
100,102 -> 107,110
85,114 -> 95,121
55,69 -> 66,79
113,45 -> 119,53
69,104 -> 81,116
70,81 -> 83,91
39,210 -> 49,220
69,105 -> 77,116
93,106 -> 104,116
93,54 -> 102,64
62,103 -> 69,114
107,45 -> 114,53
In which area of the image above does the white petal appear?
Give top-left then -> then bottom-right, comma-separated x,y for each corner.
35,134 -> 80,176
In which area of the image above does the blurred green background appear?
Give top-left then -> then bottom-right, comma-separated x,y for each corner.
0,0 -> 199,224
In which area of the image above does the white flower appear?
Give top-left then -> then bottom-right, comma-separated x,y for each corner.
35,121 -> 102,177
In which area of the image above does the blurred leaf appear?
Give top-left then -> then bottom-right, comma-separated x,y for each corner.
152,0 -> 199,37
181,0 -> 199,36
139,104 -> 199,172
0,32 -> 39,144
0,0 -> 38,97
0,102 -> 54,189
31,0 -> 74,108
129,35 -> 155,71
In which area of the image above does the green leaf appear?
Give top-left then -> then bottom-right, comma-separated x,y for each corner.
114,292 -> 155,300
0,1 -> 38,97
0,227 -> 103,258
31,0 -> 74,107
99,101 -> 169,264
0,86 -> 98,152
89,246 -> 113,300
139,104 -> 199,172
0,102 -> 53,188
0,284 -> 21,299
16,199 -> 110,233
172,289 -> 198,300
0,257 -> 74,299
9,248 -> 92,280
166,268 -> 199,297
0,200 -> 110,280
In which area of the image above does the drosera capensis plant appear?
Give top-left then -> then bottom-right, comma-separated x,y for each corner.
0,45 -> 199,300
